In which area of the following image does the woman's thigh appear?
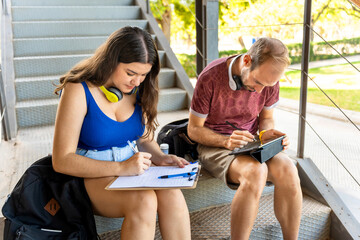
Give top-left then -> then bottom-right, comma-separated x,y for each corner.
155,188 -> 185,205
84,177 -> 157,218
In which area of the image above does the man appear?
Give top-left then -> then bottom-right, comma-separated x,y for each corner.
187,37 -> 302,240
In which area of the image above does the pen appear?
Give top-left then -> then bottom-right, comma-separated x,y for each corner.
225,121 -> 244,131
158,172 -> 196,179
127,140 -> 138,154
225,121 -> 256,142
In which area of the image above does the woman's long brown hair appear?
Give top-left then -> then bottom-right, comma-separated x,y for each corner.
55,26 -> 160,139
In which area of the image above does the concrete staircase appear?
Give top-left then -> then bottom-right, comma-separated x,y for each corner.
9,0 -> 191,129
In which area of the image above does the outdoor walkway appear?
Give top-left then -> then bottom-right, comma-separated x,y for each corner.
289,54 -> 360,70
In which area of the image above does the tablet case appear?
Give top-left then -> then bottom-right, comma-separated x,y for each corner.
229,136 -> 285,164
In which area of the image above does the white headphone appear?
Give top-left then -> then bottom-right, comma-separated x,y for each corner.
228,55 -> 243,91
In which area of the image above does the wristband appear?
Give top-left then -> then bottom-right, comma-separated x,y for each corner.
259,130 -> 267,144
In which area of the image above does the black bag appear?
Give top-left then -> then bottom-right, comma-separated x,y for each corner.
157,118 -> 198,160
2,155 -> 99,240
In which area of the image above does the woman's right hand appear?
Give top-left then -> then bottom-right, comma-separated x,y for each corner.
119,152 -> 152,176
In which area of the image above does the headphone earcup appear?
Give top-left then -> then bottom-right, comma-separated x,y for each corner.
233,75 -> 243,90
107,87 -> 123,102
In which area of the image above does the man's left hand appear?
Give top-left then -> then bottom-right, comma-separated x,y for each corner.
261,129 -> 290,150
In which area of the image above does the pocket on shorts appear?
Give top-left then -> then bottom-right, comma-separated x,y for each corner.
76,148 -> 113,161
76,148 -> 88,156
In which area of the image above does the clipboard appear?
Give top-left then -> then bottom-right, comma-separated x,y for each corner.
105,162 -> 201,190
229,136 -> 285,164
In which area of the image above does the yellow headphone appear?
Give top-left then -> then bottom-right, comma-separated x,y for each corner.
100,86 -> 137,103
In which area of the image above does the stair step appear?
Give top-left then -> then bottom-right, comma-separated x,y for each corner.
15,67 -> 175,101
187,194 -> 331,240
13,20 -> 148,38
158,68 -> 176,89
12,6 -> 141,21
15,75 -> 60,101
95,170 -> 332,238
13,36 -> 107,57
158,88 -> 188,112
13,34 -> 159,57
14,54 -> 91,78
185,170 -> 331,239
16,99 -> 59,128
12,0 -> 134,7
15,87 -> 187,128
14,51 -> 166,78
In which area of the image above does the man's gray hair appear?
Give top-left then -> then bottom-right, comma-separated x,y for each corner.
247,37 -> 290,72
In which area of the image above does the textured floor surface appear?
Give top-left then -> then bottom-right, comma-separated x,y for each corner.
99,193 -> 331,240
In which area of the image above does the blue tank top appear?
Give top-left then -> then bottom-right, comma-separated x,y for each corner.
77,81 -> 145,151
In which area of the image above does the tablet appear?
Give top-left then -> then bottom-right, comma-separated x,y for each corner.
229,135 -> 285,164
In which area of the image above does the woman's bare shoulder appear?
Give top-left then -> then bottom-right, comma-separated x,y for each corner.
61,82 -> 87,99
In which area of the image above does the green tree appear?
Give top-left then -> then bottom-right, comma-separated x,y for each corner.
172,0 -> 196,46
150,0 -> 172,42
150,0 -> 195,44
150,0 -> 360,48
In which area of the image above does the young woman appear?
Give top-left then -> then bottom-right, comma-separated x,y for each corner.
52,26 -> 191,240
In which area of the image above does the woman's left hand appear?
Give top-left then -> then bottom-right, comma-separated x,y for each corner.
157,154 -> 189,168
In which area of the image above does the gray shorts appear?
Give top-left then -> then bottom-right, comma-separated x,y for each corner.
197,143 -> 239,190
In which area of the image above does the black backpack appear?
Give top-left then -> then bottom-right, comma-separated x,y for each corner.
2,155 -> 99,240
157,118 -> 198,161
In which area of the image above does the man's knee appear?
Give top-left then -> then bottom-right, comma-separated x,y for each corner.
236,161 -> 268,196
270,154 -> 300,188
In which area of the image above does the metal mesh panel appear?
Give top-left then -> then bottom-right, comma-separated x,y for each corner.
158,88 -> 187,112
98,194 -> 331,240
13,20 -> 148,38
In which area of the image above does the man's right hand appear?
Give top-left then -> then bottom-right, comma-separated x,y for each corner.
225,130 -> 255,150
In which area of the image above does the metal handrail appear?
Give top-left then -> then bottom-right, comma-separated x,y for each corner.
146,0 -> 149,14
297,0 -> 312,159
0,65 -> 11,140
1,0 -> 8,16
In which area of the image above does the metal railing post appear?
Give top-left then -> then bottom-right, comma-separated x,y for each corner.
195,0 -> 219,75
195,0 -> 205,75
146,0 -> 149,14
297,0 -> 312,158
1,0 -> 8,15
0,65 -> 11,140
204,0 -> 218,65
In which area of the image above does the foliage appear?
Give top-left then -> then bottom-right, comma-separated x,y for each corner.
279,87 -> 360,112
287,37 -> 360,64
176,48 -> 247,78
149,0 -> 169,21
172,0 -> 196,44
281,61 -> 360,111
150,0 -> 195,43
217,0 -> 251,34
176,37 -> 360,77
150,0 -> 360,49
176,53 -> 197,78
